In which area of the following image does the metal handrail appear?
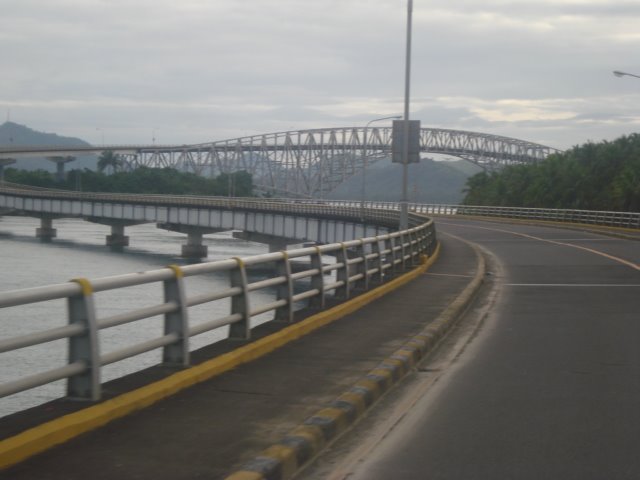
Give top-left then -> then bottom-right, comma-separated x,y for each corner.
0,209 -> 437,402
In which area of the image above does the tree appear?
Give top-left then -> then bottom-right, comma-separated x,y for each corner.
462,134 -> 640,212
97,151 -> 123,174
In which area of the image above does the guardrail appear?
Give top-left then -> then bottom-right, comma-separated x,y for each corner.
0,210 -> 436,402
300,200 -> 639,230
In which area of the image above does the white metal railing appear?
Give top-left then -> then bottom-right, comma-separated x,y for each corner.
310,200 -> 638,230
0,210 -> 436,402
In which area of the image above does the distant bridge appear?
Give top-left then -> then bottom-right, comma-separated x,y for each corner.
0,126 -> 559,197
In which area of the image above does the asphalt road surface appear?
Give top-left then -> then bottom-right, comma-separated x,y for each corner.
308,219 -> 640,480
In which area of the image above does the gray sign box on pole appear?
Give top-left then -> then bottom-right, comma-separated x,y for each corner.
392,119 -> 421,163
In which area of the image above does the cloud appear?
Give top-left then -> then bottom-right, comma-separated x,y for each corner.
1,0 -> 639,150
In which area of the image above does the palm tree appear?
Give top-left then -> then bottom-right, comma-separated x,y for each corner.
97,151 -> 123,174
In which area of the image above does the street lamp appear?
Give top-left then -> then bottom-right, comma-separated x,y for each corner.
613,70 -> 640,80
400,0 -> 414,230
152,127 -> 160,145
361,115 -> 402,219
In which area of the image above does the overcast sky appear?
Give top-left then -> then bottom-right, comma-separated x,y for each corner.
1,0 -> 639,150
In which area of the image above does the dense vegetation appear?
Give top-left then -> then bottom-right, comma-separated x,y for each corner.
4,166 -> 254,197
463,134 -> 640,211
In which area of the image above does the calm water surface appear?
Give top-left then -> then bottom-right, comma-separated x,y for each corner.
0,215 -> 274,418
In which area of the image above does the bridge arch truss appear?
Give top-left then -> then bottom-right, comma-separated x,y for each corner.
0,127 -> 558,198
122,127 -> 557,197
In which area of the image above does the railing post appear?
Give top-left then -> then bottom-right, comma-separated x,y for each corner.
229,258 -> 251,339
356,239 -> 369,291
163,265 -> 190,367
335,243 -> 350,299
399,232 -> 407,271
407,229 -> 417,266
371,236 -> 383,284
310,246 -> 326,308
274,251 -> 294,322
385,236 -> 396,276
68,278 -> 100,400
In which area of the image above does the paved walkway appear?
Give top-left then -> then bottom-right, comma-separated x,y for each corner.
1,234 -> 479,480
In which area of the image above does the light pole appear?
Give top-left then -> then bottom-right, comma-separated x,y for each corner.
361,115 -> 402,219
152,127 -> 160,145
613,70 -> 640,80
400,0 -> 414,230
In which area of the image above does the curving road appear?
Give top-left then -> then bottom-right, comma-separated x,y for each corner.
309,219 -> 640,480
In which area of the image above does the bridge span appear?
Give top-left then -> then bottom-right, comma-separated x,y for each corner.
0,126 -> 559,197
0,183 -> 399,258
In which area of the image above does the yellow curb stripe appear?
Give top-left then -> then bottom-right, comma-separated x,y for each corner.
336,393 -> 367,416
353,379 -> 382,398
313,407 -> 347,424
287,425 -> 325,450
0,242 -> 441,470
261,444 -> 298,479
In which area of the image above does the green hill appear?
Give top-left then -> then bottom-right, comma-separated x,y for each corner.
463,133 -> 640,211
0,122 -> 97,171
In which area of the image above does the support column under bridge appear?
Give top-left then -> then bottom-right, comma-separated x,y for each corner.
157,223 -> 226,259
232,231 -> 300,253
86,218 -> 146,249
36,216 -> 57,242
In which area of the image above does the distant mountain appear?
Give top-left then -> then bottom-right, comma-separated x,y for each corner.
326,157 -> 478,204
0,122 -> 97,171
445,159 -> 483,176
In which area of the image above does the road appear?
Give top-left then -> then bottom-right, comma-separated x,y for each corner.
306,219 -> 640,480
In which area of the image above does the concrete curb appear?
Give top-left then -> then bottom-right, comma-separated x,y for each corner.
0,245 -> 440,471
225,243 -> 486,480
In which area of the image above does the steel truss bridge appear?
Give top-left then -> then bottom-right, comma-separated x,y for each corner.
0,127 -> 558,198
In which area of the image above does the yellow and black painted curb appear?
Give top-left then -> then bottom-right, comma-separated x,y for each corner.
0,245 -> 440,470
225,243 -> 486,480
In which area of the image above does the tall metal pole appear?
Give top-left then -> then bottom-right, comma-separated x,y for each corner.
400,0 -> 413,230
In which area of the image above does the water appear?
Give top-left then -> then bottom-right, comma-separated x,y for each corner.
0,215 -> 274,418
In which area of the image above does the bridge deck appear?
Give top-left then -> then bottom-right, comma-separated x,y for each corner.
0,235 -> 479,480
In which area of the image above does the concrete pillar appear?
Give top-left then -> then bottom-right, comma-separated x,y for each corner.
46,156 -> 75,182
36,217 -> 57,242
232,231 -> 297,252
268,239 -> 289,253
157,223 -> 225,259
0,158 -> 16,181
181,230 -> 208,259
106,224 -> 129,248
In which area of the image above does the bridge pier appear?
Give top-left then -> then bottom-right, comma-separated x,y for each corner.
106,224 -> 130,248
0,158 -> 16,182
36,217 -> 57,242
232,231 -> 298,253
158,223 -> 225,259
86,218 -> 146,250
46,156 -> 75,182
183,231 -> 208,259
